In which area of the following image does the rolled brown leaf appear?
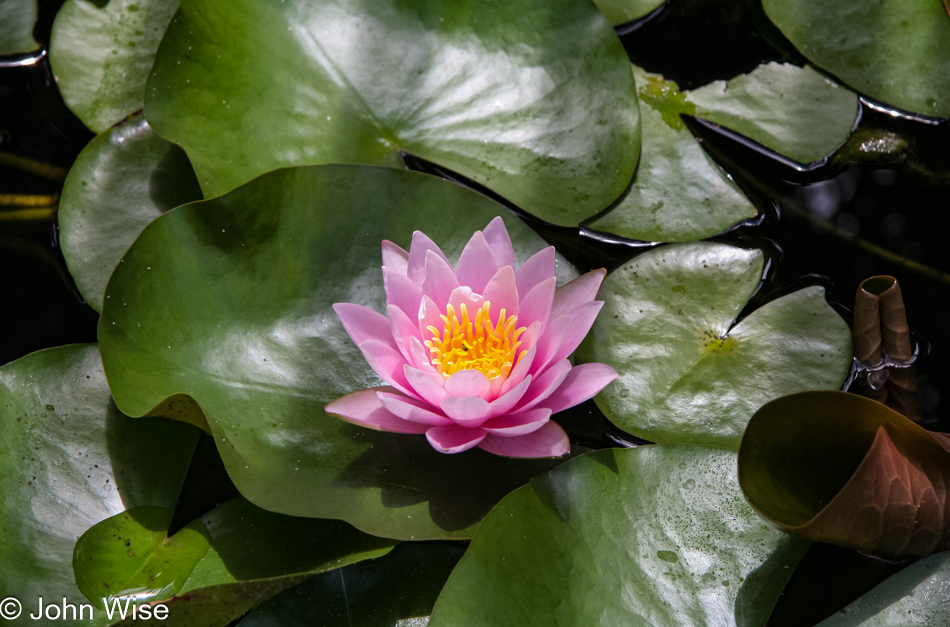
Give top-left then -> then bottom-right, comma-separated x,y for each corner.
852,277 -> 887,367
851,277 -> 888,404
931,431 -> 950,455
888,370 -> 921,420
851,276 -> 920,420
739,391 -> 950,560
878,279 -> 913,361
877,279 -> 921,420
800,426 -> 947,558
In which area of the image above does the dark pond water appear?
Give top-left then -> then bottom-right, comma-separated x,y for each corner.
0,0 -> 95,364
1,0 -> 948,624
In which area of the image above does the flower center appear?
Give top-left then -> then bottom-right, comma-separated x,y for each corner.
425,301 -> 527,379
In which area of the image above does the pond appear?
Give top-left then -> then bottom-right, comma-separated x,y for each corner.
1,0 -> 949,625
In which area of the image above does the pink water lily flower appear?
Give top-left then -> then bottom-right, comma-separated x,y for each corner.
325,217 -> 617,458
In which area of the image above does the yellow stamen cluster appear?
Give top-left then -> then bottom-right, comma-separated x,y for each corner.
425,301 -> 527,379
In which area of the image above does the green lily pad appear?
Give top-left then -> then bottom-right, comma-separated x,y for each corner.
587,63 -> 860,241
59,111 -> 202,313
0,345 -> 199,625
99,164 -> 573,541
585,66 -> 757,242
74,497 -> 396,624
594,0 -> 665,26
237,543 -> 466,627
816,552 -> 950,626
688,63 -> 859,164
429,445 -> 810,627
575,242 -> 852,449
762,0 -> 950,118
0,0 -> 38,55
49,0 -> 179,132
144,0 -> 639,226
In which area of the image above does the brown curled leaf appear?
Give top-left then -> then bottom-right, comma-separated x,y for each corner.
851,276 -> 920,420
852,277 -> 886,366
876,278 -> 913,361
738,391 -> 950,560
851,277 -> 887,404
876,278 -> 921,420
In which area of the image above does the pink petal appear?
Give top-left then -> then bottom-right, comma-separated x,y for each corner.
455,231 -> 499,294
447,286 -> 485,315
549,300 -> 604,364
477,421 -> 569,458
489,374 -> 532,416
482,216 -> 517,269
426,425 -> 486,454
440,396 -> 492,427
405,365 -> 447,406
488,374 -> 507,401
325,387 -> 429,434
551,268 -> 606,319
530,315 -> 570,375
481,265 -> 519,318
541,363 -> 618,414
516,247 -> 556,296
516,359 -> 572,412
445,369 -> 491,399
408,231 -> 450,285
383,268 -> 422,320
381,240 -> 409,275
519,318 -> 542,351
418,295 -> 445,339
377,390 -> 453,426
500,326 -> 539,396
422,250 -> 460,308
517,277 -> 556,329
408,336 -> 436,373
359,339 -> 416,398
333,303 -> 397,349
482,408 -> 551,437
387,304 -> 420,362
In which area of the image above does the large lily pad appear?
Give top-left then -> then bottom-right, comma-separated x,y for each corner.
817,552 -> 950,626
144,0 -> 640,225
99,164 -> 573,541
0,345 -> 198,625
739,391 -> 950,559
585,66 -> 757,242
0,0 -> 38,55
688,62 -> 859,164
49,0 -> 180,132
73,497 -> 396,624
586,63 -> 859,242
429,445 -> 809,627
763,0 -> 950,118
59,112 -> 202,312
575,242 -> 852,448
237,542 -> 466,627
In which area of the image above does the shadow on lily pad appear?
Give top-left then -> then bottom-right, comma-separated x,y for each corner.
334,424 -> 563,533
